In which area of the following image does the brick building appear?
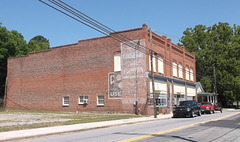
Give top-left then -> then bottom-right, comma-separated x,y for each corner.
6,24 -> 196,115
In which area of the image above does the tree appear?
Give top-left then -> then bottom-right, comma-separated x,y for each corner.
28,35 -> 50,53
179,22 -> 240,107
0,22 -> 51,100
0,22 -> 29,99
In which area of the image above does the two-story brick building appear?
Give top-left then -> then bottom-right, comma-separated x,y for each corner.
6,24 -> 196,115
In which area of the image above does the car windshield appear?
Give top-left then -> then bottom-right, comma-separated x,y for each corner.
201,103 -> 210,105
178,101 -> 192,106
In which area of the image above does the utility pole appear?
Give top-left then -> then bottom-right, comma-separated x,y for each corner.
135,40 -> 140,115
150,28 -> 157,118
213,65 -> 218,104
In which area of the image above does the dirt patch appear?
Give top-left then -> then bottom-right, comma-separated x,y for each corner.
0,113 -> 73,127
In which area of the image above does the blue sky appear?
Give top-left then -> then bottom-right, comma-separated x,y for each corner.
0,0 -> 239,47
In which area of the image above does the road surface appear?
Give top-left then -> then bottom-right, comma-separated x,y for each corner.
14,109 -> 240,142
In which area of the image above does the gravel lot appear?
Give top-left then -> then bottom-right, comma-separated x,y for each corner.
0,112 -> 73,127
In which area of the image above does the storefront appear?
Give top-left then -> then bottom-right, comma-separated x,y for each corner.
187,86 -> 196,100
150,80 -> 168,108
174,83 -> 186,105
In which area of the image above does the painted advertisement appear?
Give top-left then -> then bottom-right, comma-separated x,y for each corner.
108,72 -> 122,99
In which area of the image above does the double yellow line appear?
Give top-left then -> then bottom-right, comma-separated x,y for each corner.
118,112 -> 240,142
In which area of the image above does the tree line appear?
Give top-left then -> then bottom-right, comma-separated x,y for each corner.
0,22 -> 50,99
179,22 -> 240,108
0,22 -> 239,108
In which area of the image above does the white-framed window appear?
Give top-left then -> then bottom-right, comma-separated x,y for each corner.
63,96 -> 69,106
156,93 -> 167,107
178,64 -> 183,78
186,67 -> 189,80
79,96 -> 88,104
174,94 -> 185,105
190,68 -> 194,81
149,54 -> 156,72
172,62 -> 177,77
114,54 -> 121,72
97,95 -> 104,105
158,56 -> 164,74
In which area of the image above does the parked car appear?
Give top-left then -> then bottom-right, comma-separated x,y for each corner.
200,102 -> 215,114
173,100 -> 201,118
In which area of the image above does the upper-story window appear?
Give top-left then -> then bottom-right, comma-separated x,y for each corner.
190,68 -> 194,81
172,62 -> 177,77
186,66 -> 189,80
178,64 -> 183,78
114,54 -> 121,72
158,56 -> 164,74
149,54 -> 156,72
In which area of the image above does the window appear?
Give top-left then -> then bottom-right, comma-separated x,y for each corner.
172,62 -> 177,77
149,54 -> 156,72
156,93 -> 167,107
190,68 -> 193,81
178,64 -> 183,78
79,96 -> 88,104
114,54 -> 121,72
158,56 -> 164,74
186,67 -> 189,80
63,96 -> 69,106
174,94 -> 185,105
97,95 -> 104,105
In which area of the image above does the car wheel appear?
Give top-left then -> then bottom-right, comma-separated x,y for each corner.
209,110 -> 212,114
197,110 -> 201,116
190,111 -> 194,118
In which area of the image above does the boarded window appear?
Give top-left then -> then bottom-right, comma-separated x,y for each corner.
149,54 -> 156,72
178,64 -> 183,78
186,67 -> 189,80
114,54 -> 121,72
172,62 -> 177,77
158,56 -> 164,74
190,68 -> 194,81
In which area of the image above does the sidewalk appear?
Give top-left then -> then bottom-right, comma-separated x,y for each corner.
0,113 -> 173,141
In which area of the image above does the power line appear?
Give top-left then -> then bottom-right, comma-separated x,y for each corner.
153,30 -> 181,39
38,0 -> 211,81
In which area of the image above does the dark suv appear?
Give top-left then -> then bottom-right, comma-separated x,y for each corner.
173,100 -> 201,118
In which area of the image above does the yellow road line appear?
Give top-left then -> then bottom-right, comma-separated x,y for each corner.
118,112 -> 240,142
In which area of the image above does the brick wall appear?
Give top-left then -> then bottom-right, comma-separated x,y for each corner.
6,26 -> 148,114
6,24 -> 196,115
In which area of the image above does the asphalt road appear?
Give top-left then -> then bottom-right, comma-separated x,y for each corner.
16,110 -> 240,142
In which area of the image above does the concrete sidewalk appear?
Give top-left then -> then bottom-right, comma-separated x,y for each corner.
0,114 -> 173,141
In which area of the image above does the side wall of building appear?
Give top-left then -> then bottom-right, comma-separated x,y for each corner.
6,27 -> 149,114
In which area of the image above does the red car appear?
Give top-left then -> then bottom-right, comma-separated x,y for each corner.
200,102 -> 215,114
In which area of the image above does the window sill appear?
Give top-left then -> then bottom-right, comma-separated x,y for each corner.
62,105 -> 69,107
97,105 -> 104,107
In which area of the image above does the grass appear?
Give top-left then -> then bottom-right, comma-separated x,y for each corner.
0,110 -> 142,132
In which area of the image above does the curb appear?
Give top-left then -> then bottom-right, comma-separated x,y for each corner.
0,114 -> 173,141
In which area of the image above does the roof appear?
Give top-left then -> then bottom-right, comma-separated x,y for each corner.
196,82 -> 214,95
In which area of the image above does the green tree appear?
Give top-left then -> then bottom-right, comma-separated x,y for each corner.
28,35 -> 50,52
179,22 -> 240,107
0,22 -> 29,99
0,22 -> 50,100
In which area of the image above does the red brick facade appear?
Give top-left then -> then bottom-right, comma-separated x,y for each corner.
6,24 -> 196,115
